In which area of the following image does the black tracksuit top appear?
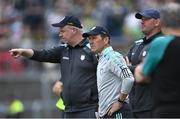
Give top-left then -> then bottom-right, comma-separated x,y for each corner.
30,39 -> 98,112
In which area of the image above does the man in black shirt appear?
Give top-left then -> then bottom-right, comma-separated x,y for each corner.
9,16 -> 98,118
135,2 -> 180,117
125,9 -> 162,118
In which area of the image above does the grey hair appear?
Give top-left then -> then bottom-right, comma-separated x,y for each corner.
66,25 -> 83,32
160,2 -> 180,28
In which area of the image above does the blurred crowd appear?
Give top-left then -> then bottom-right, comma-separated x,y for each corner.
0,0 -> 179,74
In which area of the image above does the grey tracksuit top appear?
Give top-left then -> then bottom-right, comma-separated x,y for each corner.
97,46 -> 134,117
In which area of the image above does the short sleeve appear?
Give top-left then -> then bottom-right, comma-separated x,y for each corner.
142,35 -> 175,76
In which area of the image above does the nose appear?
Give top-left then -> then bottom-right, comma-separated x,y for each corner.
59,33 -> 61,37
141,20 -> 144,25
89,39 -> 93,44
59,33 -> 63,38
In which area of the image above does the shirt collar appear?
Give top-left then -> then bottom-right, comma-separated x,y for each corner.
100,46 -> 113,57
143,31 -> 162,44
67,38 -> 88,48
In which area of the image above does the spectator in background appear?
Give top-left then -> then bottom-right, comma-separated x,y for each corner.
83,26 -> 134,118
0,22 -> 24,74
45,0 -> 72,48
9,15 -> 98,118
125,9 -> 162,118
6,93 -> 24,118
23,0 -> 46,44
135,2 -> 180,118
123,11 -> 142,42
0,0 -> 23,47
94,0 -> 127,43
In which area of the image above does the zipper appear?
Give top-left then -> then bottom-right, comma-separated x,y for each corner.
69,48 -> 73,110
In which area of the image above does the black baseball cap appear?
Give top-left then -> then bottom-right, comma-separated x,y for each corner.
135,9 -> 160,19
83,26 -> 110,38
52,16 -> 83,28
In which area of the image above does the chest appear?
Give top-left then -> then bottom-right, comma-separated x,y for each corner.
130,43 -> 150,65
61,48 -> 96,70
97,58 -> 112,82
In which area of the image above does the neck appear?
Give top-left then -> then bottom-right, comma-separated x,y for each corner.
100,44 -> 110,54
145,29 -> 161,40
70,33 -> 83,47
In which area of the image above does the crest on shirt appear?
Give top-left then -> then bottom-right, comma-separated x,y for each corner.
142,51 -> 147,57
80,55 -> 85,60
63,56 -> 69,60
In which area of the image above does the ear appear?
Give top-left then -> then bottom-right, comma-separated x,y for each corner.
71,28 -> 77,34
71,29 -> 75,33
104,37 -> 109,44
155,19 -> 161,26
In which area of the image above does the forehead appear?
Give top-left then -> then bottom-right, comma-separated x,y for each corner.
60,26 -> 70,31
89,34 -> 101,39
141,17 -> 157,22
61,25 -> 77,30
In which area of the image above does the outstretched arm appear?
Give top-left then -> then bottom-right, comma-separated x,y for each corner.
9,49 -> 34,58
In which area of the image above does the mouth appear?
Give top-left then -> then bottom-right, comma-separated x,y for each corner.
141,24 -> 145,28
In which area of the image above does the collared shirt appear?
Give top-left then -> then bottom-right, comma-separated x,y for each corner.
97,46 -> 134,117
127,32 -> 163,73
